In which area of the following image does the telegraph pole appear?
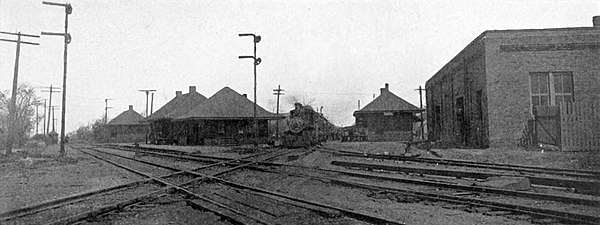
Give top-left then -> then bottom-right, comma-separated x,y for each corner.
42,1 -> 72,157
273,85 -> 284,140
138,90 -> 156,117
415,85 -> 425,140
50,106 -> 59,132
0,31 -> 40,154
35,104 -> 39,135
150,92 -> 154,115
43,99 -> 47,135
239,33 -> 262,149
41,85 -> 60,135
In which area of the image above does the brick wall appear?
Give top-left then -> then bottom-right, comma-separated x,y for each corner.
426,34 -> 489,148
485,28 -> 600,147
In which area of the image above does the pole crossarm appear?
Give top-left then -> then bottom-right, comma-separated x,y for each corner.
0,31 -> 40,45
42,1 -> 69,7
0,39 -> 39,45
41,31 -> 67,36
238,56 -> 261,65
0,31 -> 40,38
42,1 -> 72,14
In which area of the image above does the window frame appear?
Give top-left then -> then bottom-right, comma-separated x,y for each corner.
529,71 -> 574,111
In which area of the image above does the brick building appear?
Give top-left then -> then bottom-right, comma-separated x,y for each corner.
426,17 -> 600,148
354,83 -> 421,142
106,105 -> 147,143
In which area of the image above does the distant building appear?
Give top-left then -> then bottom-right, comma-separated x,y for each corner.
177,87 -> 282,145
147,86 -> 207,145
106,105 -> 147,143
425,17 -> 600,148
353,83 -> 422,142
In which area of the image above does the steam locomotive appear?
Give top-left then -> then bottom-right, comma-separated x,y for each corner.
281,103 -> 335,148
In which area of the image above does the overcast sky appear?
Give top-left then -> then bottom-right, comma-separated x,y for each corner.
1,0 -> 598,133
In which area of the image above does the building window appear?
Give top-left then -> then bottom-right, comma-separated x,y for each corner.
530,72 -> 573,109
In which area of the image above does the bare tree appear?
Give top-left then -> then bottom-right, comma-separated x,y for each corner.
0,84 -> 40,154
285,95 -> 316,107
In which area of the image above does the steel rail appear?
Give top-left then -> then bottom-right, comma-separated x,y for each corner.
86,145 -> 406,225
93,144 -> 600,206
0,180 -> 152,221
55,146 -> 271,225
252,165 -> 600,225
0,144 -> 281,223
331,160 -> 600,193
102,143 -> 235,161
321,147 -> 600,177
323,167 -> 600,206
91,145 -> 600,206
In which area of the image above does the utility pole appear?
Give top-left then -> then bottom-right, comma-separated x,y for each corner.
272,85 -> 284,140
35,103 -> 39,135
239,33 -> 262,149
138,90 -> 156,117
415,85 -> 425,140
150,92 -> 154,115
0,31 -> 40,154
42,1 -> 72,157
43,99 -> 47,135
104,98 -> 113,124
50,106 -> 59,132
41,85 -> 60,135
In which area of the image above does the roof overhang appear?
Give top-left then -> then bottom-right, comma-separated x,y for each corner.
176,116 -> 285,121
353,109 -> 424,116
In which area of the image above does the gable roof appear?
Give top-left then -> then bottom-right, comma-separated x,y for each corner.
354,86 -> 421,115
108,106 -> 145,125
147,91 -> 207,121
177,87 -> 281,120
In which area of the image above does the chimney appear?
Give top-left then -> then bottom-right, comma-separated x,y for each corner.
380,83 -> 389,94
128,105 -> 133,111
242,94 -> 247,98
189,86 -> 196,93
594,16 -> 600,27
175,91 -> 182,97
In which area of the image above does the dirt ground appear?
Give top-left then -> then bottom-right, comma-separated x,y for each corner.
0,145 -> 140,213
1,141 -> 597,224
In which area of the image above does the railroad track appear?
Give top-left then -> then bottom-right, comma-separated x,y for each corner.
91,144 -> 600,224
93,144 -> 600,206
0,144 -> 286,225
1,144 -> 405,225
245,162 -> 600,225
321,147 -> 600,179
320,147 -> 600,194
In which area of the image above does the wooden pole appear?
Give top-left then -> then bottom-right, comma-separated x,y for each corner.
6,33 -> 22,153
